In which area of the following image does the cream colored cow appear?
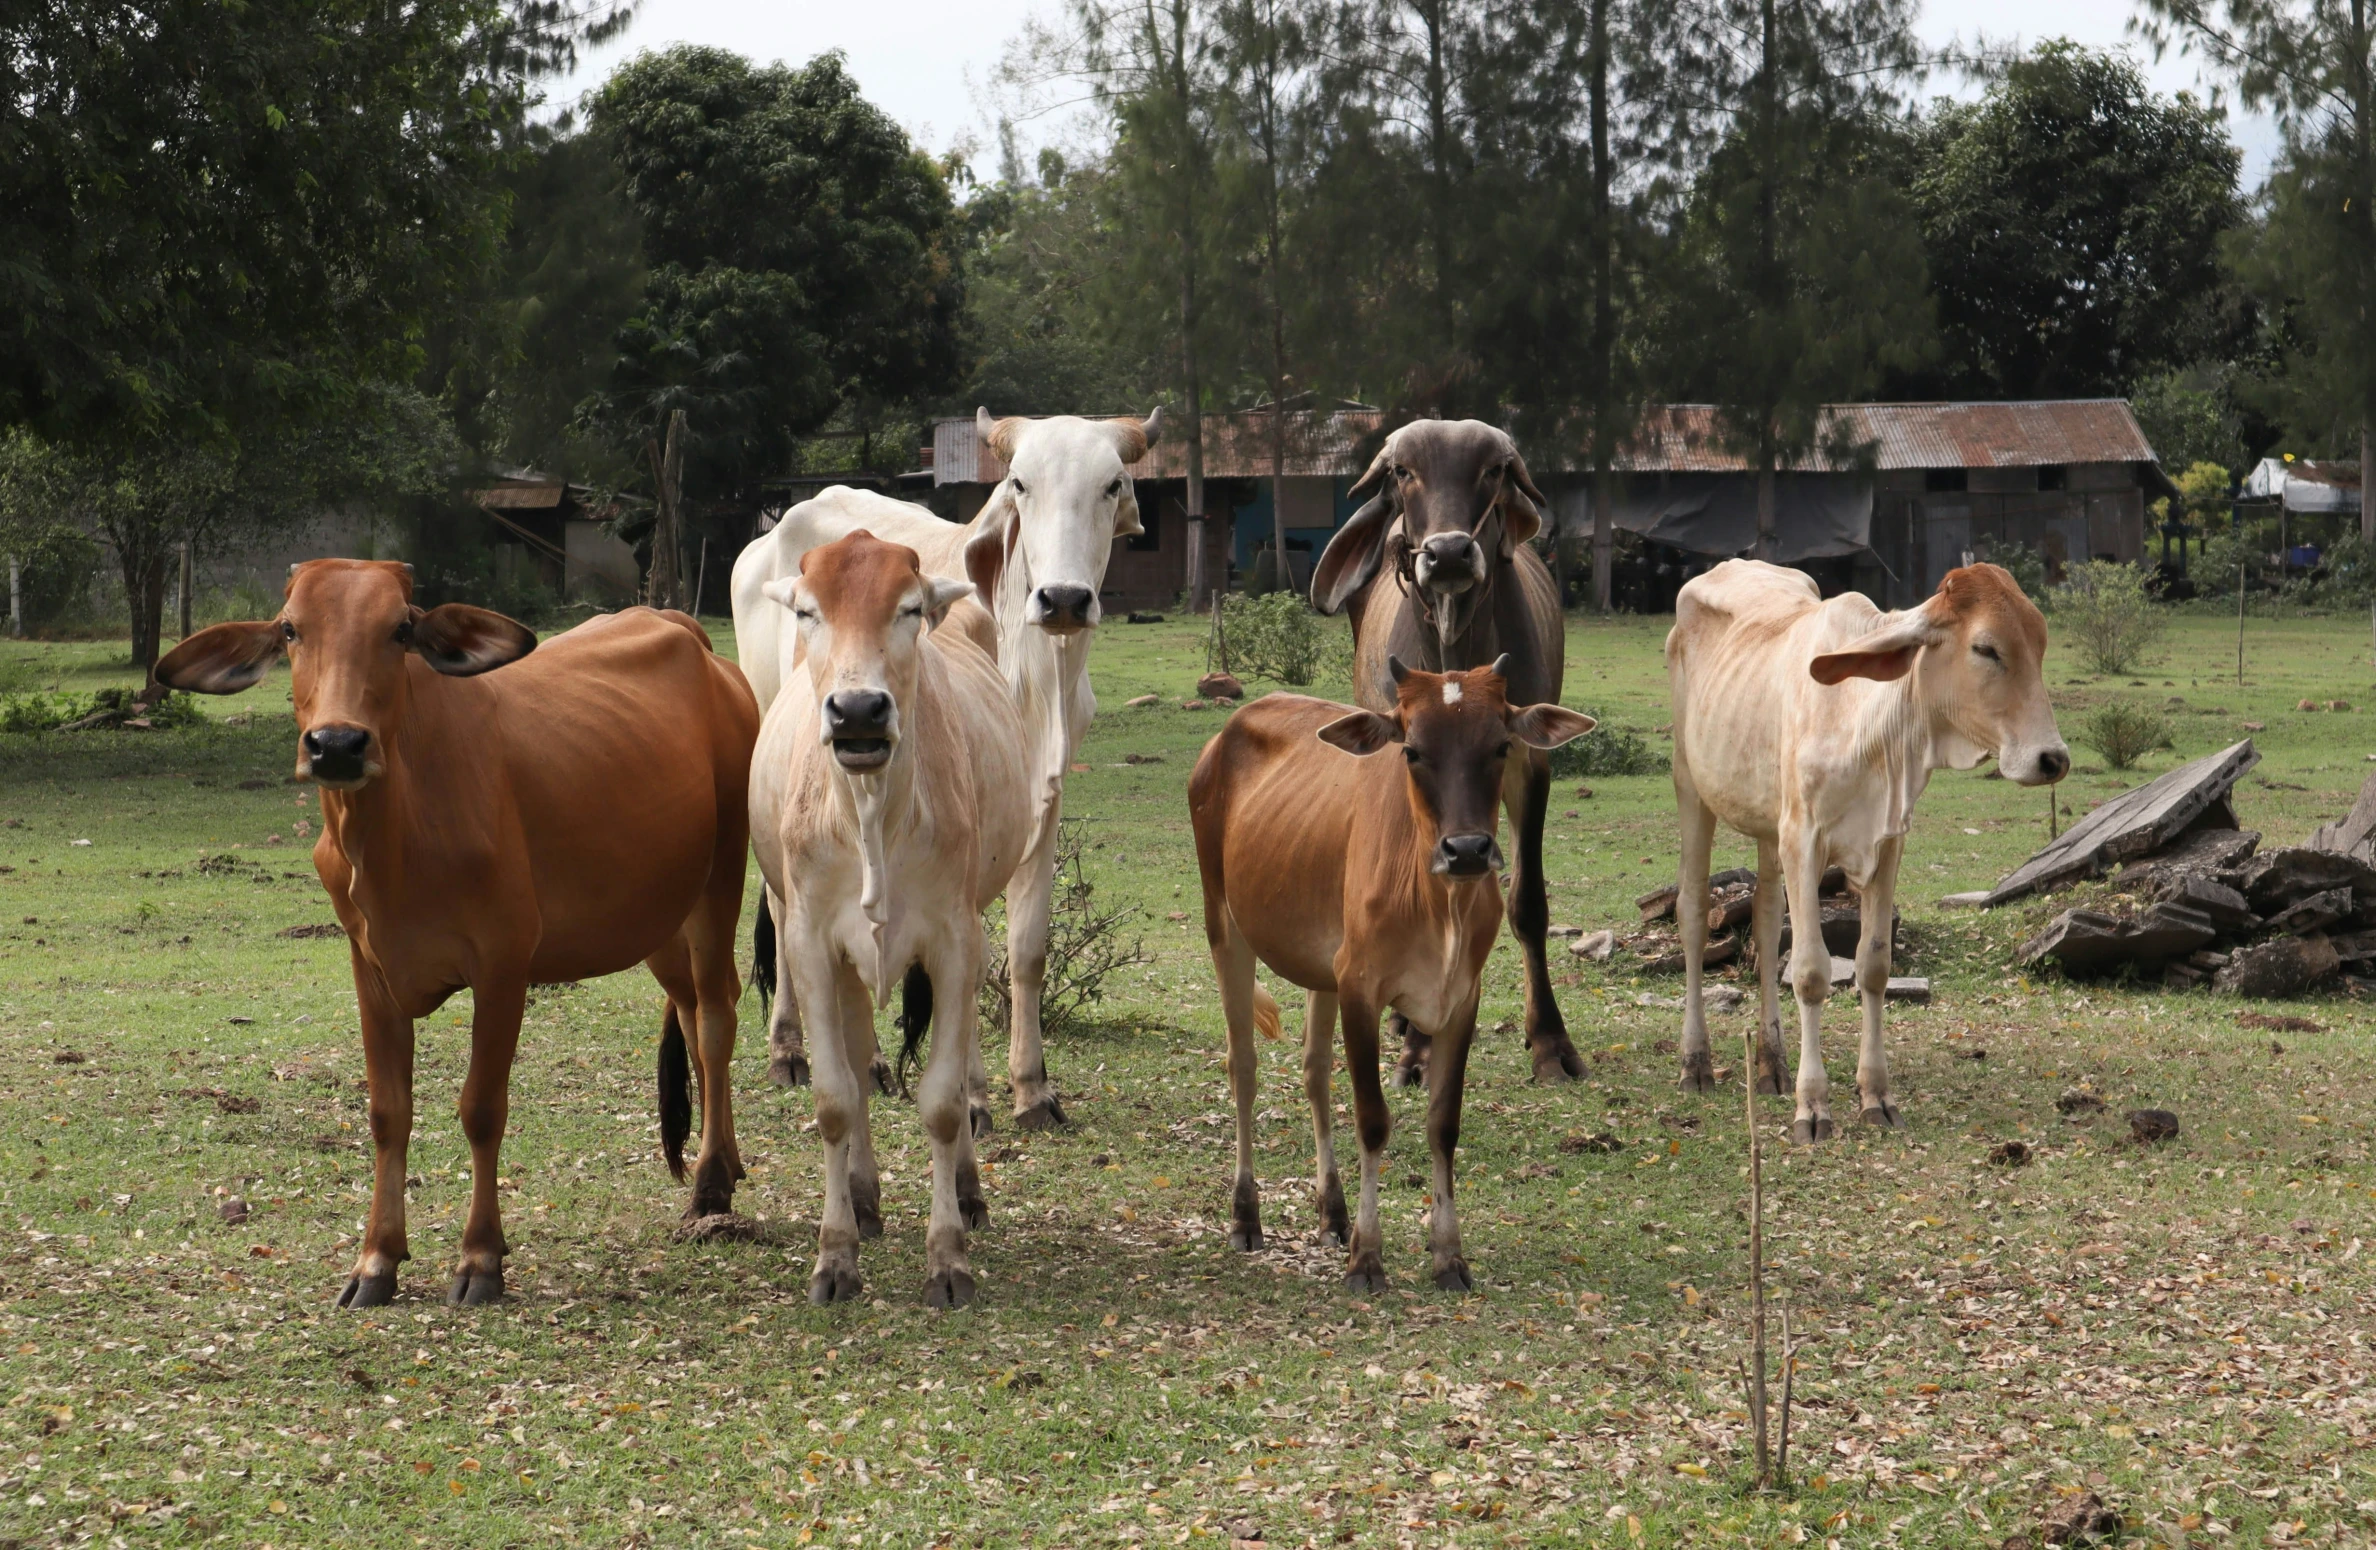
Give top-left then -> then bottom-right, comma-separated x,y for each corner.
732,408 -> 1159,1130
1664,561 -> 2068,1140
747,532 -> 1033,1308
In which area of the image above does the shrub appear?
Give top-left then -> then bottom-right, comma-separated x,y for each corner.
1547,715 -> 1667,777
1973,539 -> 2049,605
2081,701 -> 2172,770
2051,560 -> 2166,674
1213,590 -> 1347,687
978,821 -> 1149,1040
0,686 -> 204,733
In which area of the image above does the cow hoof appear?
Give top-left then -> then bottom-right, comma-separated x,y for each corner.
1392,1055 -> 1426,1089
853,1202 -> 884,1242
1753,1066 -> 1788,1097
1013,1095 -> 1066,1131
869,1059 -> 893,1096
1531,1039 -> 1585,1084
686,1186 -> 736,1222
959,1194 -> 990,1232
809,1263 -> 863,1306
1344,1261 -> 1388,1294
1317,1178 -> 1349,1246
336,1272 -> 396,1309
767,1053 -> 810,1089
1860,1102 -> 1902,1129
1790,1116 -> 1835,1145
1229,1223 -> 1264,1252
1677,1053 -> 1716,1093
923,1268 -> 976,1310
446,1270 -> 503,1307
969,1105 -> 995,1140
1434,1259 -> 1474,1294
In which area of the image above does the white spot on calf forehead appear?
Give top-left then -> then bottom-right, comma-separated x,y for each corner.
1442,680 -> 1462,706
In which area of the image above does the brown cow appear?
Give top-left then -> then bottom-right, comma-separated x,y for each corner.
157,560 -> 759,1306
1190,659 -> 1592,1290
1310,420 -> 1576,1088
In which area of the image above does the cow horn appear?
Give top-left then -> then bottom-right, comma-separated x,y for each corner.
287,563 -> 300,578
1387,654 -> 1411,684
1488,653 -> 1512,681
1141,405 -> 1164,443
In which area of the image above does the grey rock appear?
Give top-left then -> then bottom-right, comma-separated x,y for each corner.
2214,934 -> 2342,998
2265,885 -> 2353,937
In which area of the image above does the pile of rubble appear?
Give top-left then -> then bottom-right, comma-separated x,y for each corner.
1567,866 -> 1921,995
2005,737 -> 2376,995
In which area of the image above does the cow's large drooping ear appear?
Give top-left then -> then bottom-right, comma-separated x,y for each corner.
924,576 -> 975,627
1509,703 -> 1596,749
1495,444 -> 1545,551
760,577 -> 800,610
409,604 -> 537,677
156,621 -> 285,694
1317,709 -> 1402,757
1808,609 -> 1942,685
1310,493 -> 1396,616
964,483 -> 1020,600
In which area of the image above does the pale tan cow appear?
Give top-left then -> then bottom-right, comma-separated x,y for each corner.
747,532 -> 1032,1308
732,408 -> 1159,1131
1665,561 -> 2068,1141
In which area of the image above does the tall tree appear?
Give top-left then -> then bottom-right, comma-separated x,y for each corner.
592,47 -> 966,504
1657,0 -> 1932,558
1909,42 -> 2246,399
2144,0 -> 2376,537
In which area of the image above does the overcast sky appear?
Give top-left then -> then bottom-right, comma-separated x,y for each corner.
554,0 -> 2277,183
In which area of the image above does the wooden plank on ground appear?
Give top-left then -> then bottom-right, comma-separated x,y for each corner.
1980,739 -> 2260,907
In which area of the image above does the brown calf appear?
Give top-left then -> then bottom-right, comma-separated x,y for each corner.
1189,659 -> 1591,1290
158,560 -> 759,1306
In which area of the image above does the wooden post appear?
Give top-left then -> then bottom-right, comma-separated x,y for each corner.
645,410 -> 687,610
178,540 -> 193,640
7,554 -> 19,638
1745,1021 -> 1771,1488
692,534 -> 710,617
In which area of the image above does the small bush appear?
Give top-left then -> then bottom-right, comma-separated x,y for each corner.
2051,560 -> 2167,675
1547,715 -> 1667,777
0,686 -> 204,733
1213,591 -> 1347,687
1973,539 -> 2049,605
2081,701 -> 2173,770
979,821 -> 1150,1040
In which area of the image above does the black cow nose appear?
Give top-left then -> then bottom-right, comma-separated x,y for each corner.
2038,748 -> 2070,780
823,691 -> 892,734
302,726 -> 371,777
1435,833 -> 1497,877
1036,583 -> 1095,626
1421,532 -> 1478,563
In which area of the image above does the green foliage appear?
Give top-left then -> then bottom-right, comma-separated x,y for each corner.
1908,42 -> 2245,399
0,686 -> 203,733
1213,591 -> 1344,686
1547,717 -> 1666,778
2080,700 -> 2174,770
978,821 -> 1148,1040
1974,539 -> 2050,604
959,169 -> 1156,414
2133,368 -> 2247,475
590,48 -> 965,499
2052,560 -> 2169,674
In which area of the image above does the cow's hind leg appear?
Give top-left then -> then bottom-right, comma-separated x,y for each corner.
1751,839 -> 1788,1096
1303,990 -> 1347,1246
1780,831 -> 1835,1144
1003,815 -> 1066,1129
659,879 -> 748,1218
1853,840 -> 1904,1129
451,974 -> 528,1305
1424,1002 -> 1480,1291
1674,784 -> 1718,1092
1213,917 -> 1265,1251
1391,1012 -> 1429,1089
341,955 -> 414,1309
1339,995 -> 1393,1291
1508,745 -> 1582,1083
758,887 -> 810,1088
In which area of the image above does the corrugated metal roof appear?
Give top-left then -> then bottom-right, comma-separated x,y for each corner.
1615,401 -> 2158,473
932,400 -> 2161,484
935,411 -> 1384,485
476,480 -> 567,510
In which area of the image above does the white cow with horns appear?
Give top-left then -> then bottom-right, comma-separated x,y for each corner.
731,406 -> 1161,1130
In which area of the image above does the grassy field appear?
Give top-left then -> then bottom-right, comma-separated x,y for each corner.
1,606 -> 2371,1549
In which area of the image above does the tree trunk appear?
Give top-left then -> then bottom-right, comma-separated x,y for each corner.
1757,461 -> 1778,563
1422,0 -> 1455,351
179,538 -> 194,640
123,543 -> 168,691
1594,465 -> 1616,614
1589,0 -> 1615,615
645,409 -> 687,611
2363,423 -> 2372,547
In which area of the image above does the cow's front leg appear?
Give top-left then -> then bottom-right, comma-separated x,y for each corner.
452,975 -> 527,1306
1507,747 -> 1582,1083
1391,1012 -> 1429,1088
918,938 -> 984,1308
798,951 -> 873,1305
341,957 -> 414,1309
1780,833 -> 1834,1144
1852,841 -> 1903,1129
1751,839 -> 1788,1096
1674,783 -> 1718,1092
1003,813 -> 1066,1130
763,888 -> 810,1088
1424,1004 -> 1480,1292
1212,920 -> 1266,1250
1338,994 -> 1393,1292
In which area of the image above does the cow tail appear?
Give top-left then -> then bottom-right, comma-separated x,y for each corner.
658,1003 -> 692,1181
894,963 -> 933,1097
750,891 -> 776,1012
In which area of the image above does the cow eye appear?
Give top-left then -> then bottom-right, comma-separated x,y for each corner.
1402,746 -> 1421,765
1496,740 -> 1512,757
1974,643 -> 2002,663
1105,477 -> 1123,497
1012,479 -> 1029,498
901,604 -> 924,620
393,618 -> 413,645
280,621 -> 297,643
